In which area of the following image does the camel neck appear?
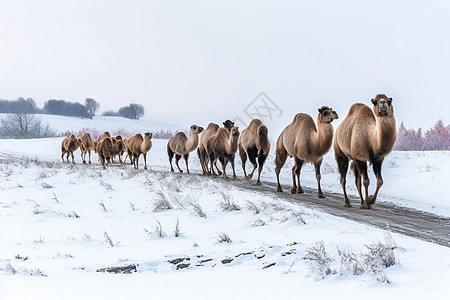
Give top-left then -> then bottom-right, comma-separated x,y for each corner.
186,132 -> 199,152
313,118 -> 334,156
373,115 -> 396,158
225,134 -> 239,154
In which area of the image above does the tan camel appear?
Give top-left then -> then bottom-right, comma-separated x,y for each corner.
198,120 -> 235,175
275,107 -> 338,197
97,136 -> 124,169
206,126 -> 240,179
128,132 -> 153,169
61,134 -> 82,164
334,94 -> 396,209
238,119 -> 270,185
167,125 -> 204,173
79,132 -> 95,164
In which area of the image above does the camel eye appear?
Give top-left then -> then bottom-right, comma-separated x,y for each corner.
323,111 -> 330,116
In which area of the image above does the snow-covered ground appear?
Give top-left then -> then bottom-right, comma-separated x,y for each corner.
1,116 -> 449,299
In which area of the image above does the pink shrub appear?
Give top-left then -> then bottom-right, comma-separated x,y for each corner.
394,120 -> 449,151
423,119 -> 450,151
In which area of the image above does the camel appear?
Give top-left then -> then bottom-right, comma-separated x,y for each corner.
97,136 -> 124,169
61,134 -> 82,164
238,119 -> 270,185
95,132 -> 111,153
275,107 -> 338,198
127,132 -> 153,169
333,94 -> 396,209
167,125 -> 204,174
79,132 -> 95,164
198,120 -> 235,175
206,126 -> 240,179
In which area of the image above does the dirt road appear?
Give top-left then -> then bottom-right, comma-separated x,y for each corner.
231,180 -> 450,248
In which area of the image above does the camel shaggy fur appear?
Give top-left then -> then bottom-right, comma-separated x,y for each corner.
95,132 -> 111,153
61,134 -> 82,164
198,120 -> 235,175
238,119 -> 270,185
333,94 -> 396,209
79,132 -> 95,164
167,125 -> 204,174
127,132 -> 153,169
97,136 -> 124,169
207,126 -> 240,179
275,107 -> 338,197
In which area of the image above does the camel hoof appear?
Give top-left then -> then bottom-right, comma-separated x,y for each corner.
318,194 -> 325,199
276,187 -> 283,192
144,166 -> 148,170
256,181 -> 261,186
83,161 -> 87,165
298,189 -> 304,194
344,202 -> 352,208
361,202 -> 372,209
217,171 -> 223,176
291,189 -> 297,194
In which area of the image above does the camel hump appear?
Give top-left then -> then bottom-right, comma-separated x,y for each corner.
248,118 -> 263,128
292,113 -> 313,124
206,123 -> 220,131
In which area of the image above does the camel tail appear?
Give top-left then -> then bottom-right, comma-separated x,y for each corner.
258,125 -> 270,155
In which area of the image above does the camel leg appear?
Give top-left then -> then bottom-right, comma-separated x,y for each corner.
230,155 -> 237,179
134,154 -> 140,169
219,157 -> 227,179
61,151 -> 65,163
314,159 -> 325,198
81,151 -> 86,164
167,145 -> 175,172
175,154 -> 183,173
88,150 -> 91,164
214,162 -> 222,175
354,160 -> 371,209
247,148 -> 258,180
256,154 -> 267,185
335,150 -> 351,207
275,147 -> 288,192
292,158 -> 304,194
198,148 -> 206,175
184,154 -> 190,174
70,151 -> 76,164
239,145 -> 248,179
143,153 -> 148,170
367,159 -> 384,205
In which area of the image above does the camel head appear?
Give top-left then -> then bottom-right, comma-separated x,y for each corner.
230,126 -> 240,138
371,94 -> 393,117
223,120 -> 235,131
144,132 -> 153,140
190,125 -> 204,135
318,106 -> 338,123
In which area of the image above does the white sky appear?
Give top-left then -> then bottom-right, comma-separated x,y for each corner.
1,0 -> 449,131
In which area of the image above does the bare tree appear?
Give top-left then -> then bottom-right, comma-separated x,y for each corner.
0,101 -> 56,138
85,98 -> 100,116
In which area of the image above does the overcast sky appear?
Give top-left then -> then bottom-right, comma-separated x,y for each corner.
1,0 -> 449,132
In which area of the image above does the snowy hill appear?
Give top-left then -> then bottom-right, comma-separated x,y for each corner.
0,117 -> 449,299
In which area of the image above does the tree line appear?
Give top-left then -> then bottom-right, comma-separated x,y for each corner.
0,97 -> 145,120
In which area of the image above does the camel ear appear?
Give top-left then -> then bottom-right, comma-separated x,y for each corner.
371,98 -> 378,105
318,108 -> 323,114
388,97 -> 393,103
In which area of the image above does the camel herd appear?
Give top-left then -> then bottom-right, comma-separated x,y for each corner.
61,94 -> 396,209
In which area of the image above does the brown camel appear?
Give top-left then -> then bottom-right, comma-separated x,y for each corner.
167,125 -> 204,174
206,126 -> 240,179
79,132 -> 95,164
198,120 -> 235,175
127,132 -> 153,169
61,134 -> 82,164
333,94 -> 396,209
275,107 -> 338,197
238,119 -> 270,185
97,136 -> 124,169
95,132 -> 111,153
